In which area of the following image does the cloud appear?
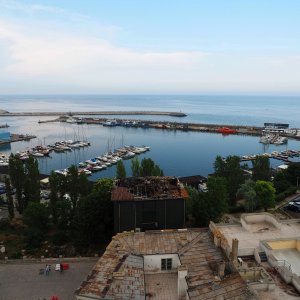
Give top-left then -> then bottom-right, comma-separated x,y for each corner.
0,20 -> 208,92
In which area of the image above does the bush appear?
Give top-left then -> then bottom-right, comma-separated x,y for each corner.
275,186 -> 298,202
25,228 -> 44,249
52,231 -> 69,246
228,205 -> 245,213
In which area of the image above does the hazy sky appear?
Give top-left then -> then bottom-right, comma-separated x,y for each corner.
0,0 -> 299,94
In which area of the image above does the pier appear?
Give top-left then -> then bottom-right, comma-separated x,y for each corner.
0,110 -> 187,117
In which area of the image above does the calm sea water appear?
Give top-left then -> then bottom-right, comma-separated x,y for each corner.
0,94 -> 299,179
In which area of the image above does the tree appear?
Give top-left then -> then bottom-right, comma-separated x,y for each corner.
131,157 -> 140,177
93,178 -> 113,194
116,160 -> 126,179
186,177 -> 228,227
49,171 -> 60,222
23,202 -> 49,232
186,187 -> 210,227
73,179 -> 114,248
139,158 -> 164,177
252,155 -> 271,181
285,163 -> 300,187
206,176 -> 229,221
9,154 -> 25,213
237,179 -> 256,212
5,177 -> 14,220
214,155 -> 244,206
255,180 -> 276,211
66,165 -> 80,212
23,156 -> 40,204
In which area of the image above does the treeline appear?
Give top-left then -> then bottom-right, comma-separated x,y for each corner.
186,155 -> 299,227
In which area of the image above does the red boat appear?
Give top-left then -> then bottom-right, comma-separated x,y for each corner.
217,127 -> 237,134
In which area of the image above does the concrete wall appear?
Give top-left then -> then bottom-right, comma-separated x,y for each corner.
241,213 -> 282,231
144,254 -> 180,273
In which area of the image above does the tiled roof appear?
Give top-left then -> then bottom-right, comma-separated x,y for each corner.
76,229 -> 254,299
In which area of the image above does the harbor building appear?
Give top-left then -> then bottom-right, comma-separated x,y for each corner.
0,131 -> 11,143
112,176 -> 188,233
75,228 -> 254,300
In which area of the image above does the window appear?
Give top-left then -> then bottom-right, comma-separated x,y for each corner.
161,258 -> 172,270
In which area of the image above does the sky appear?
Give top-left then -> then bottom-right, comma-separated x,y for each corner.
0,0 -> 299,95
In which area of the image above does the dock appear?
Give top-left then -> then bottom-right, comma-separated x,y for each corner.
239,150 -> 300,164
0,134 -> 36,145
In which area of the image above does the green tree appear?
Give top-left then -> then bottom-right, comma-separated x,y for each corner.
93,178 -> 113,194
255,180 -> 276,211
252,155 -> 271,181
9,154 -> 25,213
66,165 -> 80,212
23,156 -> 40,204
5,177 -> 14,220
131,157 -> 140,177
214,155 -> 244,206
139,158 -> 164,177
237,179 -> 256,212
273,171 -> 291,194
186,187 -> 210,227
23,202 -> 49,232
116,160 -> 126,179
285,163 -> 300,187
49,171 -> 60,222
73,179 -> 114,248
186,177 -> 228,227
206,176 -> 229,221
78,172 -> 92,196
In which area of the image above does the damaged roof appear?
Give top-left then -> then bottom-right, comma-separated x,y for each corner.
76,229 -> 254,299
112,176 -> 189,202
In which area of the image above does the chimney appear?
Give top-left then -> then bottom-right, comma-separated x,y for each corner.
178,265 -> 188,299
231,238 -> 239,262
218,261 -> 226,278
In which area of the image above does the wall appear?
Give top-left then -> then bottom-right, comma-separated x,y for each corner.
114,198 -> 185,233
144,254 -> 180,273
241,213 -> 282,231
267,240 -> 297,250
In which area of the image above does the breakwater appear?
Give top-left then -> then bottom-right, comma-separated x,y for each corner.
0,111 -> 187,117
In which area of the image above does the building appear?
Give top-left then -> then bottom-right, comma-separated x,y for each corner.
75,228 -> 254,300
112,176 -> 188,233
211,212 -> 300,295
263,123 -> 289,133
0,131 -> 10,142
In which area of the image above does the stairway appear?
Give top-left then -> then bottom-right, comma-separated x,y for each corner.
259,251 -> 268,262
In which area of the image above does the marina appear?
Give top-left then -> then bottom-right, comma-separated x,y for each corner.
54,145 -> 150,176
0,95 -> 300,179
240,149 -> 300,163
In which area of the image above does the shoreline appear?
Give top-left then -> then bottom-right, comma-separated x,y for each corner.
0,111 -> 187,117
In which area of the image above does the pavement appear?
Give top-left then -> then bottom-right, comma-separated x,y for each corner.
0,260 -> 96,300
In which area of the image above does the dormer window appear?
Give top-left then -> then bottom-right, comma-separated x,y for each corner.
161,258 -> 172,270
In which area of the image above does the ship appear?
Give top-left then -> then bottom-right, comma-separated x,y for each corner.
217,127 -> 237,134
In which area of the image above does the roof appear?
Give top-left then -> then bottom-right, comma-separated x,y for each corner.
111,176 -> 189,202
76,229 -> 254,299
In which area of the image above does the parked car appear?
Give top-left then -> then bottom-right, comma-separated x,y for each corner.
284,201 -> 300,212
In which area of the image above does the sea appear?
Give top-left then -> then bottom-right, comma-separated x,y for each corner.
0,94 -> 299,180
